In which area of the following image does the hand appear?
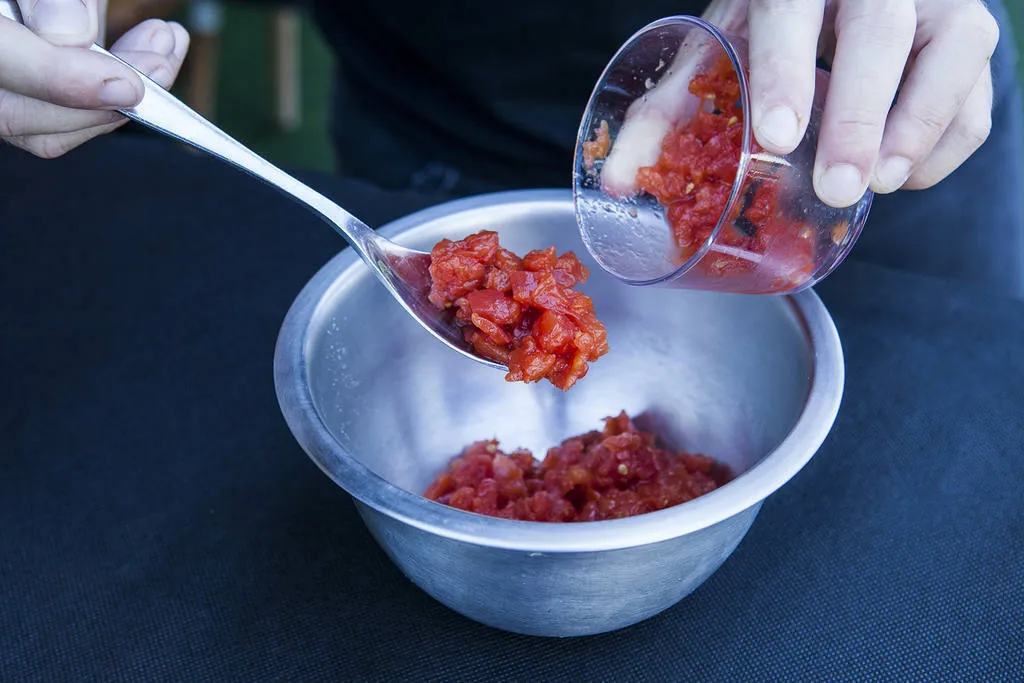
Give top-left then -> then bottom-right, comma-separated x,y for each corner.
748,0 -> 999,206
0,0 -> 189,158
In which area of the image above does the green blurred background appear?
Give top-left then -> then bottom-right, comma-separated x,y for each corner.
196,4 -> 1024,175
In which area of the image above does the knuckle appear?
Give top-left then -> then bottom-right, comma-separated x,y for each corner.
27,135 -> 72,160
0,91 -> 25,139
950,2 -> 1000,55
50,82 -> 92,108
838,2 -> 917,45
900,106 -> 951,156
41,59 -> 95,108
908,108 -> 948,136
957,114 -> 992,150
832,111 -> 886,144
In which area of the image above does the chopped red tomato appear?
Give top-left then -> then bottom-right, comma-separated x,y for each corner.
428,231 -> 609,390
425,412 -> 732,522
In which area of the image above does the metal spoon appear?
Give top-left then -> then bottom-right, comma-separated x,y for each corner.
0,0 -> 503,370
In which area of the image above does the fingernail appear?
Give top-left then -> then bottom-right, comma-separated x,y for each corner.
150,26 -> 175,55
27,0 -> 91,38
873,156 -> 912,192
817,164 -> 865,207
98,77 -> 139,107
756,106 -> 800,151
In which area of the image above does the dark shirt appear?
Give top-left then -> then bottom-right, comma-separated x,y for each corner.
309,1 -> 1024,296
310,2 -> 709,193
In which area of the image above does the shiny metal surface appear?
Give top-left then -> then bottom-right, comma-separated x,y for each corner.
0,0 -> 500,371
274,190 -> 844,637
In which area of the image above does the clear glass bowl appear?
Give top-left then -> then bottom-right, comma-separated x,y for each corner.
573,15 -> 873,294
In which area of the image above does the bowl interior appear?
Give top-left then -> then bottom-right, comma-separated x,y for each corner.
303,194 -> 815,502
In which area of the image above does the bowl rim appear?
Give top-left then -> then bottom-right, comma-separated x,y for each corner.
274,188 -> 844,553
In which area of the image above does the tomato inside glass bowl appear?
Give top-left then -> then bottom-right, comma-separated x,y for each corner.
574,15 -> 873,294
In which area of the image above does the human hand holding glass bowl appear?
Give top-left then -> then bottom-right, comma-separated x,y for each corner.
574,15 -> 875,293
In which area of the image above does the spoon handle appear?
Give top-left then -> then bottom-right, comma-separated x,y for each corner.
0,0 -> 379,258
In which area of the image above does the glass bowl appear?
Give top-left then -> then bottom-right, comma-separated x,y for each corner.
573,15 -> 873,294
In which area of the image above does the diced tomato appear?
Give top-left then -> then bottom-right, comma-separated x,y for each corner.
428,230 -> 609,390
424,412 -> 732,522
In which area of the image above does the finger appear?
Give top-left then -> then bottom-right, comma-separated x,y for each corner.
902,67 -> 993,190
167,22 -> 191,67
0,19 -> 142,109
813,0 -> 916,208
118,42 -> 188,90
0,89 -> 121,137
0,41 -> 184,137
7,119 -> 127,159
1,31 -> 189,155
110,17 -> 179,56
0,18 -> 187,138
747,0 -> 826,154
16,0 -> 99,46
870,1 -> 999,193
109,19 -> 190,84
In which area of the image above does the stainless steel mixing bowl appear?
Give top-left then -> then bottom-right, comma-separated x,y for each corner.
274,189 -> 844,637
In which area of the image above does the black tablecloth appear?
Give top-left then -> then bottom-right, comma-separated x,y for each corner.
2,136 -> 1022,681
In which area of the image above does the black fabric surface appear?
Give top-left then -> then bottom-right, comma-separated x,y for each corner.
1,136 -> 1022,681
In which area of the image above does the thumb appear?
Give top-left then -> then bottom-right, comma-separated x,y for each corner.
17,0 -> 98,46
0,18 -> 142,109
